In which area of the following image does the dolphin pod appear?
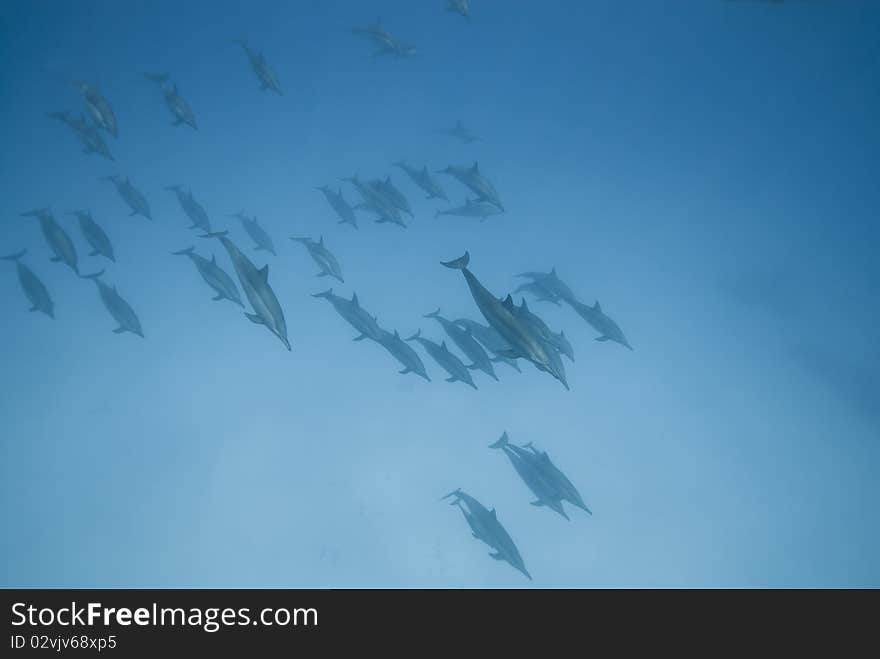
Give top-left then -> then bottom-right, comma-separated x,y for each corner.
443,488 -> 531,581
201,231 -> 290,350
2,250 -> 54,318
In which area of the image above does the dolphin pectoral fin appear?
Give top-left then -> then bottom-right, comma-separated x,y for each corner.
317,271 -> 329,277
212,294 -> 224,301
466,363 -> 479,370
113,327 -> 126,334
530,500 -> 545,507
489,552 -> 503,560
50,257 -> 61,262
353,334 -> 368,341
244,312 -> 265,325
445,377 -> 457,383
595,336 -> 610,342
399,368 -> 412,375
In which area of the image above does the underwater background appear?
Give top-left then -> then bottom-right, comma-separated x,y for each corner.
1,0 -> 878,587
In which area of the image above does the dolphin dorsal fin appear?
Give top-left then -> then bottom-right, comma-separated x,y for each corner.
471,161 -> 480,174
319,235 -> 324,246
352,292 -> 359,306
441,340 -> 448,351
551,266 -> 557,276
490,508 -> 497,518
259,265 -> 269,282
594,301 -> 601,313
211,254 -> 216,264
503,294 -> 514,309
394,330 -> 400,338
520,298 -> 530,313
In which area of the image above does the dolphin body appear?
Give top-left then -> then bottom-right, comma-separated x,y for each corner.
370,176 -> 413,218
443,488 -> 532,581
171,246 -> 243,307
446,0 -> 470,19
201,231 -> 290,350
65,210 -> 115,262
392,161 -> 448,201
521,441 -> 592,515
2,250 -> 54,318
567,298 -> 633,350
377,328 -> 431,381
435,120 -> 480,144
311,289 -> 383,342
165,185 -> 211,233
143,73 -> 198,129
81,270 -> 143,337
101,175 -> 152,220
73,81 -> 118,137
424,308 -> 497,381
235,40 -> 283,95
489,432 -> 570,520
441,252 -> 568,389
289,236 -> 344,283
513,280 -> 562,306
315,186 -> 358,229
516,268 -> 576,303
228,211 -> 276,255
515,297 -> 575,362
352,19 -> 416,58
453,318 -> 521,373
48,110 -> 115,160
435,198 -> 503,221
405,330 -> 477,389
20,209 -> 80,275
438,161 -> 504,211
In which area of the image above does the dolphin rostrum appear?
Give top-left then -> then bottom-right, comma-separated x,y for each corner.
2,250 -> 54,318
201,231 -> 290,350
171,246 -> 243,308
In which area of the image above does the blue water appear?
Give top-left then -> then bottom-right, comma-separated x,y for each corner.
1,0 -> 878,587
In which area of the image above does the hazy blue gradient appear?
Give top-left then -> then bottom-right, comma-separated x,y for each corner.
1,0 -> 878,587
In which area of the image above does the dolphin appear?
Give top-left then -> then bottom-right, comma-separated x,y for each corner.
201,231 -> 290,350
435,120 -> 480,144
435,198 -> 503,221
513,280 -> 562,306
100,175 -> 152,220
73,81 -> 118,137
48,110 -> 115,160
315,185 -> 358,229
351,18 -> 415,58
393,161 -> 448,201
143,73 -> 198,129
171,246 -> 243,308
424,308 -> 497,381
311,289 -> 383,342
235,40 -> 283,95
80,270 -> 143,337
489,432 -> 570,520
516,297 -> 575,362
446,0 -> 470,18
567,297 -> 633,350
2,250 -> 54,318
453,318 -> 521,373
405,330 -> 477,389
344,175 -> 407,228
165,185 -> 211,233
437,161 -> 504,211
441,252 -> 568,389
370,176 -> 414,218
228,211 -> 276,255
377,328 -> 431,381
516,267 -> 576,303
65,210 -> 115,262
20,208 -> 79,275
521,440 -> 592,515
290,236 -> 344,283
443,488 -> 532,581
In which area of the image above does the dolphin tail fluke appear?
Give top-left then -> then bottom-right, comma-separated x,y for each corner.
423,308 -> 441,319
404,329 -> 421,342
171,246 -> 195,256
80,269 -> 105,280
489,432 -> 510,449
311,288 -> 333,299
1,249 -> 27,262
200,231 -> 229,239
441,252 -> 470,270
